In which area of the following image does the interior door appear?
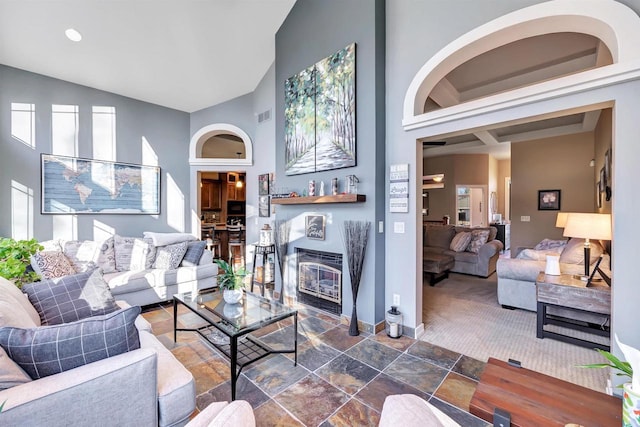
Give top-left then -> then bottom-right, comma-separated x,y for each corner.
470,187 -> 484,227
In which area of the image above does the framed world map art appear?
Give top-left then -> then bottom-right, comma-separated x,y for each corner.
41,154 -> 160,214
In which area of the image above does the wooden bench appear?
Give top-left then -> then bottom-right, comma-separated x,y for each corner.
470,358 -> 621,427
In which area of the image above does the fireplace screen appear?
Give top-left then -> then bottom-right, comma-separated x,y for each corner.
298,262 -> 341,303
296,248 -> 343,314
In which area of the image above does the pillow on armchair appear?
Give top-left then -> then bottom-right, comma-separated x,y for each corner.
23,269 -> 120,325
0,306 -> 140,380
559,238 -> 604,265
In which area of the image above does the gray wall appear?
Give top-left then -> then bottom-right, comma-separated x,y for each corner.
275,0 -> 386,328
0,64 -> 190,240
385,0 -> 640,358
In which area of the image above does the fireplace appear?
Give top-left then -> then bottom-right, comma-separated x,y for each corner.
296,248 -> 342,315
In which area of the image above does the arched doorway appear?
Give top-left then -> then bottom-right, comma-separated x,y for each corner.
402,0 -> 640,375
188,123 -> 253,241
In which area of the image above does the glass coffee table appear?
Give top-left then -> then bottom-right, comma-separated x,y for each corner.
173,290 -> 298,400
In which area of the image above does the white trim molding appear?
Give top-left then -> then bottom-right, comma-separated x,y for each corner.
189,123 -> 253,166
403,0 -> 640,129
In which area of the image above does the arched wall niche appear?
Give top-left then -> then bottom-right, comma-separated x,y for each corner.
403,0 -> 640,128
189,123 -> 253,166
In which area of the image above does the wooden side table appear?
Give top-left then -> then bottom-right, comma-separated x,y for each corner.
470,358 -> 621,426
251,243 -> 275,297
535,272 -> 611,351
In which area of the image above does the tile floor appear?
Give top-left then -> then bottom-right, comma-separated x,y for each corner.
142,300 -> 491,427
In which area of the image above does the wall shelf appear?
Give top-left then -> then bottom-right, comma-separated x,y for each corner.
271,194 -> 366,205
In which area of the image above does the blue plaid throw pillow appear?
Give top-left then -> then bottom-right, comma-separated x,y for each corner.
23,269 -> 120,325
0,306 -> 140,379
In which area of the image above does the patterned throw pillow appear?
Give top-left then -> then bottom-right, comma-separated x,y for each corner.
96,236 -> 117,273
466,229 -> 490,253
114,235 -> 156,271
449,232 -> 472,252
153,241 -> 188,270
533,238 -> 568,251
0,306 -> 140,380
180,241 -> 207,267
31,251 -> 76,280
23,269 -> 120,325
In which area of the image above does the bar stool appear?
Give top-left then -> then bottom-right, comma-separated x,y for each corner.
227,225 -> 245,271
202,225 -> 222,259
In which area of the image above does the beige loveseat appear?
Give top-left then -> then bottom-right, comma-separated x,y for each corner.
0,277 -> 196,426
33,233 -> 218,307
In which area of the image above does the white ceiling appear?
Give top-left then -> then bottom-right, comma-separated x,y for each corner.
0,0 -> 296,113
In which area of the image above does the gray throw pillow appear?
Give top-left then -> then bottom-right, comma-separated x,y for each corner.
114,235 -> 156,272
23,269 -> 120,325
153,241 -> 188,269
0,306 -> 140,380
180,241 -> 207,267
450,232 -> 472,252
466,229 -> 490,253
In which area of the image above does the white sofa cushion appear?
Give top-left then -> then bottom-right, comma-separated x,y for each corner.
139,331 -> 196,427
0,346 -> 31,390
0,277 -> 41,327
143,231 -> 197,247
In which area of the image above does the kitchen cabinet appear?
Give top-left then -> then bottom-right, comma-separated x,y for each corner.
226,173 -> 245,201
201,180 -> 221,210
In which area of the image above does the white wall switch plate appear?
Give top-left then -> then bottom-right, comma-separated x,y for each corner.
378,221 -> 384,233
521,216 -> 530,222
393,222 -> 405,233
393,294 -> 400,306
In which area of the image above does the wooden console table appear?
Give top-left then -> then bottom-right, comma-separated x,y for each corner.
536,272 -> 611,351
470,358 -> 621,426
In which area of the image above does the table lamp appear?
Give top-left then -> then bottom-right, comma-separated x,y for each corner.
555,212 -> 570,228
562,213 -> 611,278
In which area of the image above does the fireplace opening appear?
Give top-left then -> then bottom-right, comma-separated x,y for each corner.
296,248 -> 342,315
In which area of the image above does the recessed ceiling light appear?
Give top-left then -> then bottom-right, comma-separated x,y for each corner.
65,28 -> 82,42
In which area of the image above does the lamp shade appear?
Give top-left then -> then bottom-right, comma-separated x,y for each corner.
563,213 -> 611,240
555,212 -> 570,228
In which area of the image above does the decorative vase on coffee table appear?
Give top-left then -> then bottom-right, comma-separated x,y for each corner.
223,289 -> 243,304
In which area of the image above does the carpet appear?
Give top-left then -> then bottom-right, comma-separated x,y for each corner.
420,273 -> 609,392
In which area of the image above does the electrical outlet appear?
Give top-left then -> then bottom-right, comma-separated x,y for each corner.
393,294 -> 400,306
521,215 -> 531,222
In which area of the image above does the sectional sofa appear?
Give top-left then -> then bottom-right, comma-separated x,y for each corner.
31,232 -> 218,307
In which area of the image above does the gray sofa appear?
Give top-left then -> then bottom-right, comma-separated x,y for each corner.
0,277 -> 196,426
496,238 -> 610,321
423,225 -> 503,278
34,234 -> 218,307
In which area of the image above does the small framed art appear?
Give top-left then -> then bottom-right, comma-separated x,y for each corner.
538,189 -> 561,211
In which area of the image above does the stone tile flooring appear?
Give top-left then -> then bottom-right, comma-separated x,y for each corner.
142,301 -> 491,427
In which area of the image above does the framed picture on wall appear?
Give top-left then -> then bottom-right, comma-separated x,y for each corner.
305,215 -> 325,240
258,173 -> 270,196
258,195 -> 270,217
538,189 -> 561,210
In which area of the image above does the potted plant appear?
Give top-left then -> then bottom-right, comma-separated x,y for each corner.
0,237 -> 43,288
214,259 -> 247,304
581,336 -> 639,427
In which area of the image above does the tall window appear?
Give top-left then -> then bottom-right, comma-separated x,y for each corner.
92,106 -> 116,161
52,104 -> 79,157
11,180 -> 34,240
11,103 -> 36,148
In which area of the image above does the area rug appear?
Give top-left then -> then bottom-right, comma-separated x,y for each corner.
420,273 -> 609,392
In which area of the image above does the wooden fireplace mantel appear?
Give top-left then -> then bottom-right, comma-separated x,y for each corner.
271,194 -> 365,205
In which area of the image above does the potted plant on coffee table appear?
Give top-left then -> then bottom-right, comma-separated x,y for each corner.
215,259 -> 247,304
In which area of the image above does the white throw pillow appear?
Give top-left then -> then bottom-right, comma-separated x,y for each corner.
143,232 -> 197,247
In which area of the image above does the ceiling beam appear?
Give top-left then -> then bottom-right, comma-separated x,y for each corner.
460,53 -> 597,102
582,110 -> 602,131
429,77 -> 460,107
504,123 -> 586,143
474,130 -> 501,145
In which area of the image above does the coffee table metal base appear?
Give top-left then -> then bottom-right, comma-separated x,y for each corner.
173,298 -> 297,400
